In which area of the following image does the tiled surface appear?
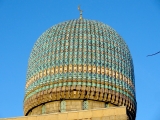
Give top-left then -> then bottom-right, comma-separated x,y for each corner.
23,19 -> 136,119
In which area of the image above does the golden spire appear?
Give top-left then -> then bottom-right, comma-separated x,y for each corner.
78,5 -> 83,20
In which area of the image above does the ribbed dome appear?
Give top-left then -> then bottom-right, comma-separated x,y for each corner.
24,19 -> 136,118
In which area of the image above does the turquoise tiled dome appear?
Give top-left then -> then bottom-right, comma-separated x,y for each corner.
24,19 -> 136,118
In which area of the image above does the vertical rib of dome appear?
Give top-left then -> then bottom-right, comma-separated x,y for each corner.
24,19 -> 136,119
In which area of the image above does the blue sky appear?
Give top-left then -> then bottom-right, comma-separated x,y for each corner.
0,0 -> 160,120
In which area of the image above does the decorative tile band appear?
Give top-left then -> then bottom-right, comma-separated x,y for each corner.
26,65 -> 134,90
24,80 -> 135,103
23,87 -> 136,116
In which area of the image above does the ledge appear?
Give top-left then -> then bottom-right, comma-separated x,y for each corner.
0,106 -> 128,120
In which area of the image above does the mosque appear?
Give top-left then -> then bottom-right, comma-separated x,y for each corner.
2,7 -> 137,120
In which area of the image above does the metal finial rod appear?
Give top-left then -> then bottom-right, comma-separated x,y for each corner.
78,5 -> 83,20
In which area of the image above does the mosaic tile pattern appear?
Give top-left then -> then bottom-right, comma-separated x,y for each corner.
24,19 -> 136,118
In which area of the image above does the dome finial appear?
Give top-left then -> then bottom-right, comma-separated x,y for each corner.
78,5 -> 83,20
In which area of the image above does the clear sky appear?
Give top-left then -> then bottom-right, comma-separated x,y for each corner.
0,0 -> 160,120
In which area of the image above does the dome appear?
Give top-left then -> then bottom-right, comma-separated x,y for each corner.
24,19 -> 136,119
